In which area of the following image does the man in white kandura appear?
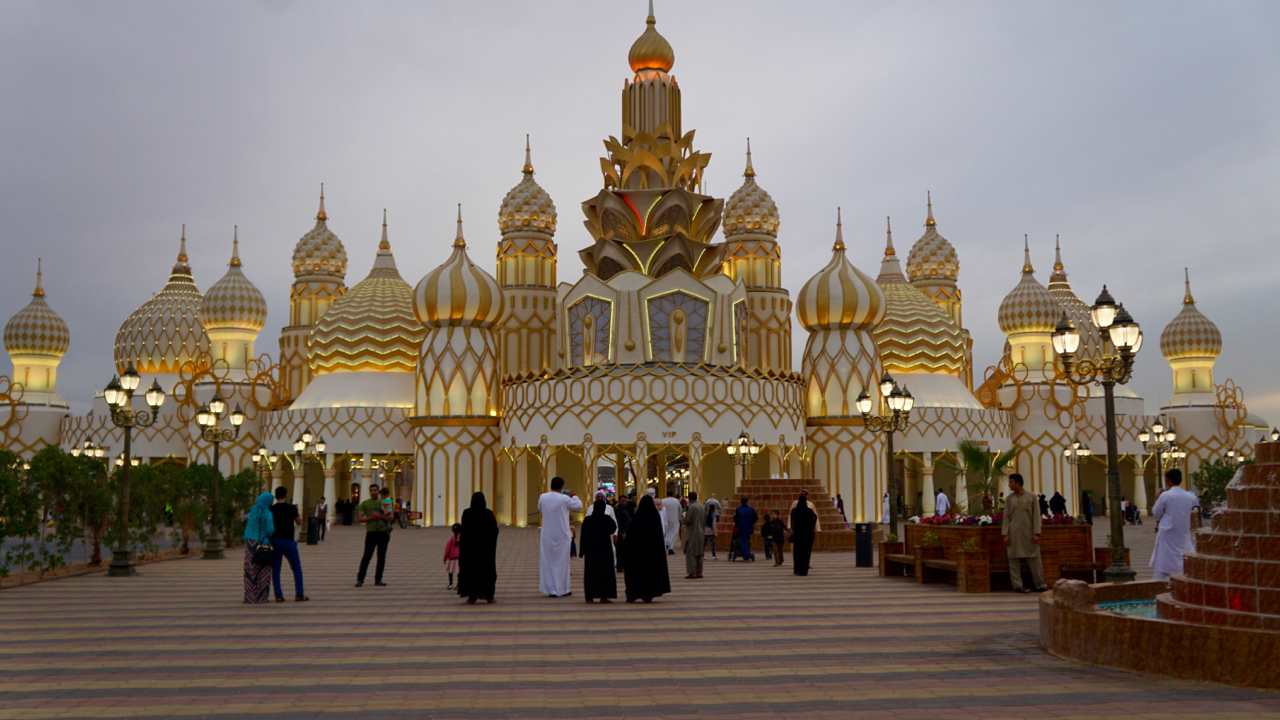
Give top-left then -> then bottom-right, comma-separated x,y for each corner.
935,488 -> 950,516
538,476 -> 583,597
661,490 -> 682,554
1150,468 -> 1199,581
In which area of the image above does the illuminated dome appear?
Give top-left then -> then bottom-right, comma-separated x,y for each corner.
414,207 -> 504,329
1161,270 -> 1222,360
905,193 -> 958,283
722,140 -> 779,239
309,213 -> 425,374
873,219 -> 965,375
291,185 -> 348,279
114,229 -> 209,374
199,230 -> 267,333
1045,237 -> 1102,361
498,137 -> 557,237
3,260 -> 69,358
997,239 -> 1058,336
628,3 -> 675,73
797,211 -> 885,331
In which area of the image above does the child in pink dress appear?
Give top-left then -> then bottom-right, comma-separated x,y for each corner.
443,523 -> 461,588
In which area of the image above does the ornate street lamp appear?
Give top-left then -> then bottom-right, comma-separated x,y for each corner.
1051,287 -> 1142,583
251,445 -> 280,492
293,429 -> 327,496
725,430 -> 761,468
857,372 -> 914,532
1271,428 -> 1279,443
102,365 -> 166,576
196,395 -> 244,560
1139,417 -> 1177,509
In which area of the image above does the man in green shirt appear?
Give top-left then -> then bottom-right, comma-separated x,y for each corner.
356,485 -> 393,587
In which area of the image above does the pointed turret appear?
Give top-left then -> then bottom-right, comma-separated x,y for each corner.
317,183 -> 328,221
1045,235 -> 1102,361
455,204 -> 466,248
723,138 -> 779,240
925,191 -> 936,227
797,209 -> 884,332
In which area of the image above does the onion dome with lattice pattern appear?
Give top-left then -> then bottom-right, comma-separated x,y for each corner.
309,213 -> 425,375
113,229 -> 210,374
291,185 -> 347,279
722,140 -> 779,239
629,2 -> 675,73
873,219 -> 965,374
199,229 -> 267,333
997,238 -> 1059,336
797,210 -> 885,332
3,260 -> 69,358
498,137 -> 557,237
1045,236 -> 1102,360
905,193 -> 959,283
414,206 -> 504,329
1160,270 -> 1222,360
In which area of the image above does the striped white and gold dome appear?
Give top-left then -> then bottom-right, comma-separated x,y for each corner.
873,219 -> 965,375
114,230 -> 210,374
292,186 -> 348,279
997,239 -> 1058,336
414,206 -> 504,329
796,210 -> 885,332
905,194 -> 958,283
498,138 -> 557,237
199,229 -> 267,333
722,141 -> 779,239
309,213 -> 425,375
3,260 -> 69,358
1161,270 -> 1222,360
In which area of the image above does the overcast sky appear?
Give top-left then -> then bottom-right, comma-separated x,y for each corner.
2,0 -> 1277,426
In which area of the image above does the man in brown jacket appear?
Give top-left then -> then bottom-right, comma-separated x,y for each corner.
1002,474 -> 1047,593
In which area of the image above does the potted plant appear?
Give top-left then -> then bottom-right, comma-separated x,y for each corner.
937,440 -> 1021,514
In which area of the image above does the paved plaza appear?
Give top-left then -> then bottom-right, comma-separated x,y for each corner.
0,524 -> 1275,720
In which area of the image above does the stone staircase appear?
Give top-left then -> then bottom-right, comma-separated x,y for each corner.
712,478 -> 855,552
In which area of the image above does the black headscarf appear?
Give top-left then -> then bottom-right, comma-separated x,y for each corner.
457,492 -> 499,601
790,494 -> 817,536
1049,492 -> 1067,515
623,495 -> 670,602
580,499 -> 618,600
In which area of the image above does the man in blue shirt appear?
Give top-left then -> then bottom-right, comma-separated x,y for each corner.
733,497 -> 758,562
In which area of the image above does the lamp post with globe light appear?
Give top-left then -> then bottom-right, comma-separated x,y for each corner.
293,429 -> 327,503
251,445 -> 280,492
1051,286 -> 1142,582
1139,418 -> 1178,512
1062,439 -> 1092,516
725,430 -> 761,469
856,372 -> 914,533
102,364 -> 166,576
195,394 -> 244,560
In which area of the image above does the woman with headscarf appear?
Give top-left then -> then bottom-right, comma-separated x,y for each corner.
788,493 -> 821,576
580,498 -> 618,603
623,495 -> 671,603
457,492 -> 500,604
1049,491 -> 1068,516
243,492 -> 275,604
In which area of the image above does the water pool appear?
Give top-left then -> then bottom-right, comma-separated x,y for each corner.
1098,599 -> 1157,618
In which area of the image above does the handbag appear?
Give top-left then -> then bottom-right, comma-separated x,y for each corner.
250,517 -> 274,566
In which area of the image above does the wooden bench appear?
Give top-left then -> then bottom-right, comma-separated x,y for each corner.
882,553 -> 915,578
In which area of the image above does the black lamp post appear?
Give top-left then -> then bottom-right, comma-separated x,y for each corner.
102,365 -> 166,576
196,394 -> 244,560
857,372 -> 914,532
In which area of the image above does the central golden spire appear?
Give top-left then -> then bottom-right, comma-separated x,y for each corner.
629,0 -> 675,73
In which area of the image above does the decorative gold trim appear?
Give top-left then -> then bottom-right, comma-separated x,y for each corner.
410,416 -> 501,427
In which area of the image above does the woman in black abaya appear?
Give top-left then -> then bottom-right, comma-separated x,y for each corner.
457,492 -> 499,604
788,493 -> 820,576
622,494 -> 671,603
580,498 -> 618,603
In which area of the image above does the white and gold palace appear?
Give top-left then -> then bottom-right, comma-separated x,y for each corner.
2,8 -> 1271,525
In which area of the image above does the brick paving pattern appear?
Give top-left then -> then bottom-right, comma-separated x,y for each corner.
0,522 -> 1273,719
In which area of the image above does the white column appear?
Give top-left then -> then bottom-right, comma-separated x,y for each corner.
360,452 -> 372,502
768,445 -> 782,479
1134,455 -> 1149,515
922,451 -> 936,516
515,455 -> 529,527
291,459 -> 305,512
322,460 -> 337,525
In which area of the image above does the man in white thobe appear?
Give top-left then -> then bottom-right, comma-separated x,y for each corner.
538,477 -> 582,597
661,490 -> 682,554
1150,469 -> 1198,581
935,489 -> 950,516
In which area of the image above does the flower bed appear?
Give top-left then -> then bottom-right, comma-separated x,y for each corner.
904,522 -> 1093,565
908,513 -> 1078,527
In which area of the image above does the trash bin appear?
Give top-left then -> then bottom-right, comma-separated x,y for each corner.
306,516 -> 320,545
854,522 -> 873,567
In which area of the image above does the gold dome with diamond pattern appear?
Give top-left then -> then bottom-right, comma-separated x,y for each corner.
113,229 -> 210,374
997,238 -> 1058,336
905,193 -> 959,283
498,137 -> 557,238
199,229 -> 267,333
874,219 -> 965,375
4,260 -> 69,358
797,210 -> 884,331
309,212 -> 425,375
1161,270 -> 1222,360
291,185 -> 348,279
415,206 -> 503,329
722,139 -> 779,239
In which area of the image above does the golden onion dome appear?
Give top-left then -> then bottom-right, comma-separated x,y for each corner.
1045,237 -> 1102,361
997,238 -> 1059,336
291,185 -> 348,279
1160,270 -> 1222,360
309,212 -> 425,375
796,210 -> 885,332
199,229 -> 267,333
905,193 -> 959,283
722,140 -> 780,239
873,219 -> 965,375
498,137 -> 557,237
628,3 -> 675,73
114,229 -> 210,374
414,206 -> 503,329
3,260 -> 69,358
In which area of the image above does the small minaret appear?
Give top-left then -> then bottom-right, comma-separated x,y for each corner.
3,259 -> 70,403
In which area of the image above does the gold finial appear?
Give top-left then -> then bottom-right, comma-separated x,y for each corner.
317,183 -> 328,221
1022,234 -> 1034,274
648,0 -> 655,23
379,209 -> 391,253
885,216 -> 895,257
32,258 -> 43,297
454,203 -> 466,248
230,226 -> 241,267
925,191 -> 936,227
1052,234 -> 1064,274
1184,268 -> 1194,304
177,224 -> 189,264
743,138 -> 755,179
833,207 -> 846,251
522,134 -> 534,175
629,0 -> 674,73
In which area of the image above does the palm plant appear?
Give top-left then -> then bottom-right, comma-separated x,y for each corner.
937,441 -> 1020,514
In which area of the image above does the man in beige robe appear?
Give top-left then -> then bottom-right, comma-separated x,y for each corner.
1001,473 -> 1047,593
681,492 -> 706,579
